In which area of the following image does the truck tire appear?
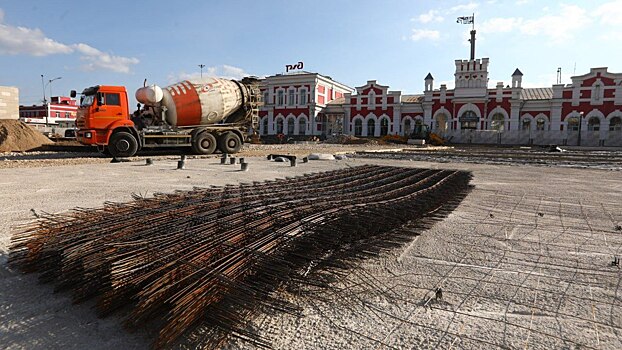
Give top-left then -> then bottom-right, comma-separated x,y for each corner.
192,132 -> 217,155
217,132 -> 242,154
109,131 -> 138,158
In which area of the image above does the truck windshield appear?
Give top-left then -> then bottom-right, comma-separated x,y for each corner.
80,94 -> 95,107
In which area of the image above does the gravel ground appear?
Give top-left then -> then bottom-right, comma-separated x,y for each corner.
0,152 -> 621,349
0,143 -> 415,169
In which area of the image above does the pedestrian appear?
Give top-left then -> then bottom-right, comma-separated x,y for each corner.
435,287 -> 443,301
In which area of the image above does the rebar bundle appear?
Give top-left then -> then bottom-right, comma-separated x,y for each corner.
9,165 -> 472,349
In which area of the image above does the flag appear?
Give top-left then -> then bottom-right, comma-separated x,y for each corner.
456,16 -> 474,24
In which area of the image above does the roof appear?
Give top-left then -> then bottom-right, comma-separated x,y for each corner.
401,94 -> 424,103
512,68 -> 523,76
327,97 -> 346,105
520,88 -> 553,100
425,73 -> 434,80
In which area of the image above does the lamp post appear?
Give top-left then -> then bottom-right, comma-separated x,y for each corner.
47,77 -> 62,102
198,64 -> 205,79
577,111 -> 584,147
40,74 -> 47,104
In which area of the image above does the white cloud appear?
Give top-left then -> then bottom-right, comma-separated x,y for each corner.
0,23 -> 73,56
416,10 -> 444,24
410,28 -> 440,41
169,65 -> 253,83
0,9 -> 138,73
74,43 -> 139,74
516,0 -> 530,5
479,4 -> 590,43
592,0 -> 622,26
449,2 -> 479,13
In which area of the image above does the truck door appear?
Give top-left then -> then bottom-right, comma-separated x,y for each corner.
91,91 -> 126,127
100,92 -> 124,118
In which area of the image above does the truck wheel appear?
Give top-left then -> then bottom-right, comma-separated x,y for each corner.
109,131 -> 138,158
192,132 -> 217,155
217,132 -> 242,154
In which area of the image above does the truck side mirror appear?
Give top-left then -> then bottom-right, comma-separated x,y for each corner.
70,90 -> 77,98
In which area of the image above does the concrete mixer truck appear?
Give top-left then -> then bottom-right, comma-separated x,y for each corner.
72,76 -> 261,158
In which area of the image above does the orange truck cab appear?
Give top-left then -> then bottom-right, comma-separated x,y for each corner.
73,86 -> 141,156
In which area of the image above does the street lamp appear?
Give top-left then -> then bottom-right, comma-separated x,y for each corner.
40,74 -> 46,104
198,64 -> 205,79
47,77 -> 62,102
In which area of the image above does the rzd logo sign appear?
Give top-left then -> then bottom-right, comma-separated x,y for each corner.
286,61 -> 304,72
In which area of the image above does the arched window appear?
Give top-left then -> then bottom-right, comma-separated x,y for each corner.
354,119 -> 363,136
380,118 -> 389,136
460,110 -> 478,130
536,118 -> 546,131
567,117 -> 579,131
276,118 -> 284,134
262,117 -> 268,135
609,117 -> 622,131
490,113 -> 505,131
588,117 -> 600,131
287,118 -> 295,134
299,118 -> 307,135
403,119 -> 412,136
367,119 -> 376,136
521,118 -> 531,130
435,114 -> 448,132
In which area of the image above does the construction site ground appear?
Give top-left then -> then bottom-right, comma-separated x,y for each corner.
1,146 -> 621,349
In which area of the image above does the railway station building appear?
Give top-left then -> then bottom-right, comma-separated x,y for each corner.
259,45 -> 622,147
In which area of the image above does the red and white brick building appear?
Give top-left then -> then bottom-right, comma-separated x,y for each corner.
260,53 -> 622,146
259,72 -> 352,137
19,96 -> 78,130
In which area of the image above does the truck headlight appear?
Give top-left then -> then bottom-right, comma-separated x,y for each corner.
85,132 -> 92,138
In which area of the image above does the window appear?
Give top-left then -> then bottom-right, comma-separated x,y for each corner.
55,112 -> 60,118
263,92 -> 269,105
594,84 -> 602,101
490,113 -> 505,131
367,119 -> 376,136
404,119 -> 412,136
65,112 -> 71,118
287,118 -> 295,134
276,118 -> 284,133
536,118 -> 546,131
105,93 -> 121,106
277,90 -> 284,106
299,118 -> 307,135
567,117 -> 579,131
435,114 -> 448,132
262,118 -> 268,135
299,89 -> 307,105
587,117 -> 600,131
521,118 -> 531,130
609,117 -> 622,131
459,110 -> 478,130
288,89 -> 295,106
380,118 -> 389,136
354,119 -> 363,136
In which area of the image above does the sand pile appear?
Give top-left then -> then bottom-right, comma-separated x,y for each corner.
0,120 -> 52,152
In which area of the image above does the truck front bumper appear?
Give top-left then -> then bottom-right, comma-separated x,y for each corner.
77,129 -> 106,146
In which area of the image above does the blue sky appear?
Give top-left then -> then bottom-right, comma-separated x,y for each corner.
1,0 -> 621,105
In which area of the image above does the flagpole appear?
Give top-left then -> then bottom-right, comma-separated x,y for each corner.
472,12 -> 475,31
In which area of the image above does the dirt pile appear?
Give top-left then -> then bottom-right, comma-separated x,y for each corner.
0,120 -> 52,152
